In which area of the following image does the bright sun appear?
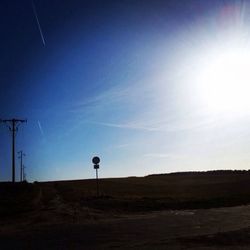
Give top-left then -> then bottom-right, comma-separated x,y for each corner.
195,45 -> 250,116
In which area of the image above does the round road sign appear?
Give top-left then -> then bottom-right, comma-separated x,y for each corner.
92,156 -> 100,165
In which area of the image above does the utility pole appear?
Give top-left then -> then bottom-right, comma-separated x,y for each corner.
18,151 -> 25,182
0,119 -> 27,183
23,165 -> 26,182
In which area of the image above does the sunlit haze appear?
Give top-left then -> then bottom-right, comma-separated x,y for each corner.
194,38 -> 250,115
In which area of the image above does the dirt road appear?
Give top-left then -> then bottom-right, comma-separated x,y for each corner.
1,205 -> 250,249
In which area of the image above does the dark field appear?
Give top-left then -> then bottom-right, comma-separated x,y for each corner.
1,170 -> 250,249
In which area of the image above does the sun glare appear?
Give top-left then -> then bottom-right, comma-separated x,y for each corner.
194,44 -> 250,116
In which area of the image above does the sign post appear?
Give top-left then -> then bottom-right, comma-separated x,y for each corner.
92,156 -> 100,196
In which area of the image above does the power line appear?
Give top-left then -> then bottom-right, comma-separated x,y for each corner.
0,119 -> 27,183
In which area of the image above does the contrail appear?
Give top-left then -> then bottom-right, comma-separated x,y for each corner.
31,0 -> 46,46
38,120 -> 45,136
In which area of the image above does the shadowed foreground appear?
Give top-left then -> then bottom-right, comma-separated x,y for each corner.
1,170 -> 250,249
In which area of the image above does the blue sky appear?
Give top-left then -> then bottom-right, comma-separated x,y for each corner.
1,0 -> 250,181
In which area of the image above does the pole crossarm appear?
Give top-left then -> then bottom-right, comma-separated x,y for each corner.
0,119 -> 27,124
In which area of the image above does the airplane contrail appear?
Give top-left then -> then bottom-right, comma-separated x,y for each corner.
38,120 -> 45,136
31,0 -> 46,46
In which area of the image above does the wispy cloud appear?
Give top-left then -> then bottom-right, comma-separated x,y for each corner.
143,153 -> 187,160
69,61 -> 248,137
88,121 -> 161,131
87,114 -> 222,133
143,153 -> 172,158
113,143 -> 130,149
70,84 -> 136,115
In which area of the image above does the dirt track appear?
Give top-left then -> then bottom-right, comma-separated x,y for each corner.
2,173 -> 250,249
1,205 -> 250,249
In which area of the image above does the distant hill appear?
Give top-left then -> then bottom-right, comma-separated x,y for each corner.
147,169 -> 250,177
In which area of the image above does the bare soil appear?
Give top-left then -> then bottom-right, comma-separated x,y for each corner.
1,171 -> 250,249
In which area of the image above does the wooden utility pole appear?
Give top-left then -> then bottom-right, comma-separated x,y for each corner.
0,119 -> 27,182
18,151 -> 25,182
23,165 -> 26,182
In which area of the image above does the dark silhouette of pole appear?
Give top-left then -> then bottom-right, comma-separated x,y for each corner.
95,167 -> 99,196
23,165 -> 26,182
18,151 -> 25,182
0,119 -> 27,182
92,156 -> 100,196
12,122 -> 15,182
